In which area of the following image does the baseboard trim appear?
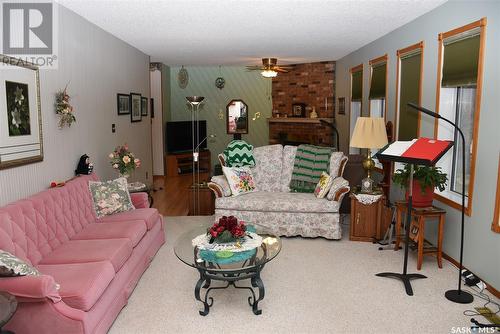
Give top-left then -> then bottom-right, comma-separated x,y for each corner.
441,252 -> 500,299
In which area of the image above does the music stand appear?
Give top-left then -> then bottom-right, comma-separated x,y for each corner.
376,138 -> 453,295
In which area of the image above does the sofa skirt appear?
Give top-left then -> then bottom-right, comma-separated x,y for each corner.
215,209 -> 342,240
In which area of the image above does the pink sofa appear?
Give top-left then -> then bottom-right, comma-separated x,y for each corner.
0,174 -> 165,334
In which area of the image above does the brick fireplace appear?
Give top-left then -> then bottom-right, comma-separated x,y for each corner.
269,61 -> 336,147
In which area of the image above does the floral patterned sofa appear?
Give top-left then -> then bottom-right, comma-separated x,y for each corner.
208,145 -> 350,239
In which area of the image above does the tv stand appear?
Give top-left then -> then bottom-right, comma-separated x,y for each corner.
165,150 -> 211,177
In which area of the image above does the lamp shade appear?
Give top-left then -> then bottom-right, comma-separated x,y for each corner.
350,117 -> 388,149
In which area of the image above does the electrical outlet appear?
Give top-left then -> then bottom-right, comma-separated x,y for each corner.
112,124 -> 116,133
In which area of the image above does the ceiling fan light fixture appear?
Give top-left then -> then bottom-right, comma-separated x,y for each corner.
261,69 -> 277,78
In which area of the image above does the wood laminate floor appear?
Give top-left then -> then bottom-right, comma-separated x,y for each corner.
150,173 -> 209,216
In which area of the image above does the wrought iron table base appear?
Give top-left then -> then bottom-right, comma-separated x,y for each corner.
194,267 -> 265,316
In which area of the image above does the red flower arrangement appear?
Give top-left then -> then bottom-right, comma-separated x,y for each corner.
208,216 -> 246,243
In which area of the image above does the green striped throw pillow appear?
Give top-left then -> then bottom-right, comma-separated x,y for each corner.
223,140 -> 256,167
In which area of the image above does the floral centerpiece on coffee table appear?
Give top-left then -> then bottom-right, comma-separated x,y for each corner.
109,144 -> 141,178
208,216 -> 247,244
191,216 -> 262,264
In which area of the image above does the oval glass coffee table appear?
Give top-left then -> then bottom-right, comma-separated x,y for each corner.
174,224 -> 281,316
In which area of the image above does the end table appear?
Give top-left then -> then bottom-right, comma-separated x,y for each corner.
394,201 -> 446,270
349,193 -> 386,242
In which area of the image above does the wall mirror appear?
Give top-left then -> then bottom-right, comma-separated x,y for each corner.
226,99 -> 248,134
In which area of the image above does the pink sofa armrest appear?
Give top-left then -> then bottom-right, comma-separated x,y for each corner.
0,275 -> 61,303
131,192 -> 149,208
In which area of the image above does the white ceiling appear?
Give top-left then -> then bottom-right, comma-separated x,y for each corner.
57,0 -> 447,66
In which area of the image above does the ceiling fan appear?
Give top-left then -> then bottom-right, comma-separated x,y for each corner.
246,58 -> 293,78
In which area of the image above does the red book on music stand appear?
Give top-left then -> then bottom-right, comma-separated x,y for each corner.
375,137 -> 453,296
377,137 -> 453,166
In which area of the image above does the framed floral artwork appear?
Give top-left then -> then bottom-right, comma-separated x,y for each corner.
0,55 -> 43,169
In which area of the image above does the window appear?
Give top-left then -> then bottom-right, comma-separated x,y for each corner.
434,19 -> 486,216
394,42 -> 423,141
369,55 -> 387,119
350,64 -> 363,154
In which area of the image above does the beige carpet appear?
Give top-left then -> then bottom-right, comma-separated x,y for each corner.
109,216 -> 498,334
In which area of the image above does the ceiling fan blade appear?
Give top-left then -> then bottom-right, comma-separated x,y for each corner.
246,66 -> 263,71
274,68 -> 289,73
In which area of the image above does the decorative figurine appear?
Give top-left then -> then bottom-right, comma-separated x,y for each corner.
75,154 -> 94,175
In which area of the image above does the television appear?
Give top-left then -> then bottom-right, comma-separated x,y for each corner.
166,120 -> 207,153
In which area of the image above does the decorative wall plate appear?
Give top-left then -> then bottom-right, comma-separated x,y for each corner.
178,66 -> 189,89
215,77 -> 225,89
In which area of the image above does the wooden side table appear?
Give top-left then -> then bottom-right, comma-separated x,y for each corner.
349,193 -> 386,242
394,201 -> 446,270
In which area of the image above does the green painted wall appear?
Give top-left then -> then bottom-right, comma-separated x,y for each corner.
169,66 -> 272,168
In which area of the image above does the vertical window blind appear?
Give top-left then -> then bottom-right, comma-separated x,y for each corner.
351,70 -> 363,101
398,51 -> 421,141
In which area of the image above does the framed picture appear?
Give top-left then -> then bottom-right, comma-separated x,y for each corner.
130,93 -> 142,122
338,97 -> 346,115
0,55 -> 43,170
141,97 -> 148,116
117,94 -> 130,115
292,103 -> 306,117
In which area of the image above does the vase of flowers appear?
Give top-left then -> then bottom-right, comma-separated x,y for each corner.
109,144 -> 141,179
208,216 -> 247,244
55,86 -> 76,128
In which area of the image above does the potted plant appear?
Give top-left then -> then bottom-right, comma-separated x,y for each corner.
393,164 -> 448,207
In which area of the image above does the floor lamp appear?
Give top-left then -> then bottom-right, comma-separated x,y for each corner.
186,96 -> 205,216
408,102 -> 473,304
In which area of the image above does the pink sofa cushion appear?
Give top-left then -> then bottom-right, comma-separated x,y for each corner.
98,208 -> 160,230
39,239 -> 132,272
37,261 -> 115,311
71,221 -> 146,247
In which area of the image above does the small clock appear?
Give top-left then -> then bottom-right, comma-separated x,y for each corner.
215,77 -> 225,89
361,177 -> 374,193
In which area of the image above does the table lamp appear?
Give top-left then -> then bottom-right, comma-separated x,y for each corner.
350,117 -> 388,193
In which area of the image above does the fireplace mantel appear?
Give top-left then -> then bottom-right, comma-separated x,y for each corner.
267,117 -> 333,124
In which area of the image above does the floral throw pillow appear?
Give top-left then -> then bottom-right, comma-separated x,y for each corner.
222,166 -> 257,196
314,172 -> 334,199
89,177 -> 135,218
0,250 -> 41,277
